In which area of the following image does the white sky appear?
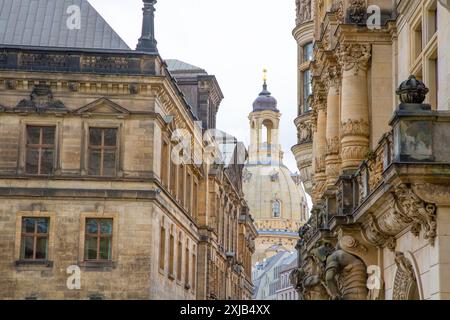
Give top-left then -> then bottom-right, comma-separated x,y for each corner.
89,0 -> 299,173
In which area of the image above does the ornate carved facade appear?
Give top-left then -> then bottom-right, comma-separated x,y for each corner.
292,0 -> 450,300
0,0 -> 256,300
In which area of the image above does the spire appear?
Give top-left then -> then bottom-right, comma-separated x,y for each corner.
136,0 -> 158,53
263,68 -> 268,91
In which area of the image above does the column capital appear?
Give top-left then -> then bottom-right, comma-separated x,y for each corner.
323,65 -> 342,90
338,43 -> 371,74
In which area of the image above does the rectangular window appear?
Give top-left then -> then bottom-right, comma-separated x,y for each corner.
169,234 -> 175,276
20,217 -> 50,260
88,128 -> 118,176
84,218 -> 113,261
413,21 -> 423,61
303,42 -> 313,62
159,227 -> 166,270
426,1 -> 438,42
177,239 -> 182,281
193,182 -> 198,220
185,247 -> 190,287
186,172 -> 192,213
170,157 -> 177,196
191,253 -> 196,290
303,69 -> 312,112
178,165 -> 185,204
26,126 -> 55,175
161,140 -> 169,188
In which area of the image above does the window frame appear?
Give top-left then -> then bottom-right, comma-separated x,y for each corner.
79,212 -> 118,267
15,211 -> 56,266
20,217 -> 50,261
83,218 -> 114,262
81,121 -> 122,177
87,127 -> 119,177
25,125 -> 57,175
19,121 -> 61,176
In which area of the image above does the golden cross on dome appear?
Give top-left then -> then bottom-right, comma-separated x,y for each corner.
263,68 -> 268,82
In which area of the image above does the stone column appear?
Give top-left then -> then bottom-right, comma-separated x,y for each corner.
312,93 -> 327,202
339,43 -> 371,172
325,66 -> 342,188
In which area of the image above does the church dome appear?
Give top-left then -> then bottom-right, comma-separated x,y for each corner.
252,82 -> 279,112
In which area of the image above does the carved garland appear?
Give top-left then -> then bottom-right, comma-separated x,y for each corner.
339,43 -> 371,75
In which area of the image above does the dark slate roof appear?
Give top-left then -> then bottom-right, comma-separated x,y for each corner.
166,59 -> 206,74
0,0 -> 130,50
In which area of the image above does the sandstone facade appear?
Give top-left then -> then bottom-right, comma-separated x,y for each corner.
292,0 -> 450,300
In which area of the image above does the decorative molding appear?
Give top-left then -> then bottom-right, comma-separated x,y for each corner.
339,43 -> 371,75
298,120 -> 313,144
393,252 -> 416,300
326,136 -> 340,155
331,0 -> 345,23
341,146 -> 368,162
296,0 -> 313,25
15,84 -> 66,110
341,119 -> 370,137
362,214 -> 397,251
324,65 -> 342,90
393,184 -> 437,246
346,0 -> 367,24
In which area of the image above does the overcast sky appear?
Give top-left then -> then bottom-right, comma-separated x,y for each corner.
90,0 -> 299,173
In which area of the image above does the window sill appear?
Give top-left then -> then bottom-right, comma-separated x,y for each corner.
79,261 -> 116,271
15,260 -> 53,268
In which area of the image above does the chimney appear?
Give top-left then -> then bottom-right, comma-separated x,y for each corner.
136,0 -> 158,53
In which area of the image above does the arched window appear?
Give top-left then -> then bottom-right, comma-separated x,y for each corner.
273,200 -> 281,218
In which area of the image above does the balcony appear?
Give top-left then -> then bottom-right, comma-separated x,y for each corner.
299,77 -> 450,249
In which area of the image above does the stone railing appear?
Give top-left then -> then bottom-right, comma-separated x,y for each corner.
300,105 -> 450,247
0,47 -> 160,75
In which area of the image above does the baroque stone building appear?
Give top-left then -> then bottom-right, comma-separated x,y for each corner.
0,0 -> 256,300
243,76 -> 309,264
291,0 -> 450,300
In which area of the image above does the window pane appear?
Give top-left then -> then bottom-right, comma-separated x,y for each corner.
42,127 -> 55,145
41,149 -> 54,174
26,149 -> 39,174
88,150 -> 101,176
89,128 -> 102,146
35,237 -> 48,259
36,218 -> 49,234
100,219 -> 112,235
104,129 -> 117,146
27,127 -> 40,145
85,237 -> 99,260
86,219 -> 98,234
103,151 -> 116,176
99,237 -> 112,260
22,218 -> 36,233
303,42 -> 313,62
20,236 -> 34,259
